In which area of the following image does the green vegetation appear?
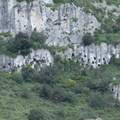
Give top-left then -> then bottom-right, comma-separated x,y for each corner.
51,3 -> 62,11
0,31 -> 13,37
13,4 -> 20,8
82,33 -> 94,46
17,0 -> 34,3
0,31 -> 47,56
72,17 -> 78,22
1,57 -> 120,120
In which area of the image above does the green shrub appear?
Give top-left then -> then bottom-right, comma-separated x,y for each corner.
51,87 -> 67,102
64,91 -> 77,103
86,78 -> 110,93
52,87 -> 77,103
72,17 -> 78,22
17,0 -> 34,3
8,32 -> 31,55
51,3 -> 62,11
56,108 -> 66,118
40,84 -> 53,98
45,4 -> 53,7
30,31 -> 47,45
13,4 -> 20,8
0,31 -> 13,37
82,33 -> 94,46
89,92 -> 106,109
21,86 -> 31,99
21,65 -> 35,82
110,55 -> 120,66
28,108 -> 49,120
11,73 -> 24,84
53,0 -> 72,4
34,66 -> 57,84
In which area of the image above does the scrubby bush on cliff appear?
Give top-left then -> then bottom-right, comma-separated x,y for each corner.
8,32 -> 31,55
53,0 -> 72,4
82,33 -> 94,46
30,31 -> 47,49
30,31 -> 47,44
17,0 -> 34,3
110,54 -> 120,66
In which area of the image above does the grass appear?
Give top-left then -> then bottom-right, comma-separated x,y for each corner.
1,63 -> 120,120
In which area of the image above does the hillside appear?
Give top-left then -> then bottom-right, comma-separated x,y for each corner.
0,0 -> 120,120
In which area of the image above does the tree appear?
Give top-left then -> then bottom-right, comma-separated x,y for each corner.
21,65 -> 35,82
89,92 -> 106,109
34,66 -> 57,84
82,33 -> 94,46
8,32 -> 31,55
30,31 -> 47,44
11,73 -> 24,84
28,108 -> 48,120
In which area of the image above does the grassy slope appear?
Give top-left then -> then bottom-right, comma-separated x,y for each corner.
0,64 -> 120,120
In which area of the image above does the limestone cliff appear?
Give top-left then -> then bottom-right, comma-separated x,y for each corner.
0,0 -> 120,70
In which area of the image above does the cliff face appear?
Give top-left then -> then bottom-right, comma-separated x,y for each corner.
0,0 -> 100,45
0,0 -> 120,70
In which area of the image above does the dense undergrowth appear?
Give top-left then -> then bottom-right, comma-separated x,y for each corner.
1,56 -> 120,120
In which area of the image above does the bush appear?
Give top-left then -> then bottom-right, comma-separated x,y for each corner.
51,87 -> 66,102
53,0 -> 72,4
17,0 -> 34,3
64,91 -> 77,103
86,78 -> 110,93
52,87 -> 77,103
56,108 -> 66,118
28,108 -> 49,120
82,33 -> 94,46
40,84 -> 53,99
30,31 -> 47,44
8,32 -> 31,55
89,92 -> 106,109
21,65 -> 35,82
11,73 -> 24,84
21,86 -> 31,99
110,54 -> 120,66
34,66 -> 57,84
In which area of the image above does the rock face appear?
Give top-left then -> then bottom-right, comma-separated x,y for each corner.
111,84 -> 120,101
0,49 -> 53,72
0,0 -> 100,46
58,43 -> 120,68
1,42 -> 120,72
0,0 -> 120,70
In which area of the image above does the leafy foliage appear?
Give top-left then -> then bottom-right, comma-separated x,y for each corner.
17,0 -> 34,3
82,33 -> 94,46
28,108 -> 49,120
11,73 -> 24,84
8,32 -> 31,55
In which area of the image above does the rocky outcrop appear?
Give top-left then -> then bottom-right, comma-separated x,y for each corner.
111,84 -> 120,101
1,42 -> 120,72
58,43 -> 120,68
0,49 -> 53,72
